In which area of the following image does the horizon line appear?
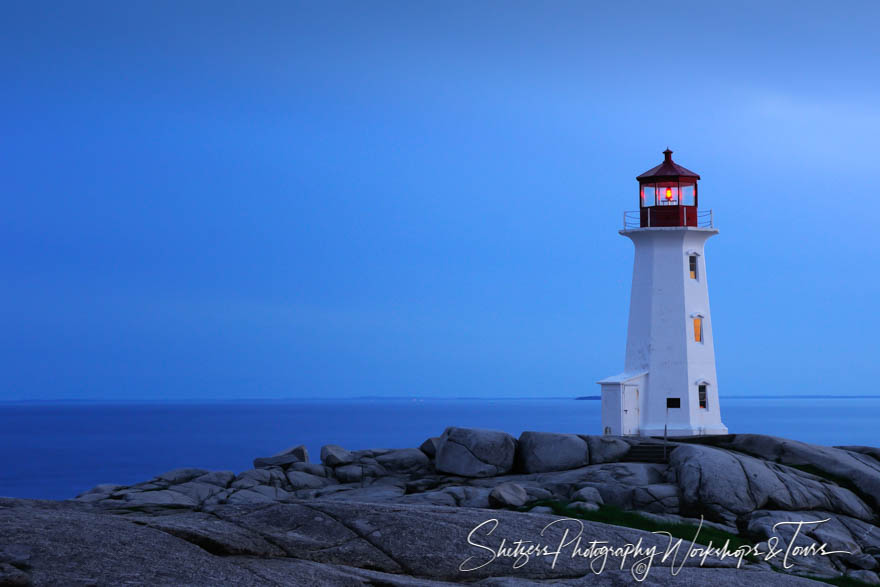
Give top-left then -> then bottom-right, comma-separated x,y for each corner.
2,394 -> 880,405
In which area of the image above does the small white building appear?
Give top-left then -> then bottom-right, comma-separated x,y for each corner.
599,149 -> 728,437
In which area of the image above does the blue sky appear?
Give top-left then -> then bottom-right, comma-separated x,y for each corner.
2,1 -> 879,399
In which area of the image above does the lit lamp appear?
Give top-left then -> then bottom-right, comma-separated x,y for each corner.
635,148 -> 701,227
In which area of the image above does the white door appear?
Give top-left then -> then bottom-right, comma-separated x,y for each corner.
622,385 -> 640,435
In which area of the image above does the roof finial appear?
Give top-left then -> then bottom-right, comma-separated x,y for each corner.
663,147 -> 673,162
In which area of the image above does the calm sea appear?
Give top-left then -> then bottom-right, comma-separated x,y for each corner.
1,398 -> 878,500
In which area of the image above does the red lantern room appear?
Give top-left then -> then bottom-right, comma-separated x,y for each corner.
636,149 -> 702,228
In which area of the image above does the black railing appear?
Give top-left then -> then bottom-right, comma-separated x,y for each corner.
696,210 -> 713,228
623,209 -> 713,229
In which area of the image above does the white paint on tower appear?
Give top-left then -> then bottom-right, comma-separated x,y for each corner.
599,150 -> 728,437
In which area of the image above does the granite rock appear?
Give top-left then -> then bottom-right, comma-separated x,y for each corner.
376,448 -> 430,473
583,435 -> 632,464
321,444 -> 355,467
488,482 -> 529,508
571,486 -> 604,504
55,432 -> 880,585
694,435 -> 880,510
517,431 -> 589,473
671,443 -> 872,524
435,427 -> 516,478
420,436 -> 441,458
253,444 -> 309,469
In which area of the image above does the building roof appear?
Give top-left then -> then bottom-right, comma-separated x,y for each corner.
636,149 -> 700,182
597,371 -> 648,384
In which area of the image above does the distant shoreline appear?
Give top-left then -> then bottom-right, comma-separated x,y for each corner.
3,394 -> 880,405
577,394 -> 880,400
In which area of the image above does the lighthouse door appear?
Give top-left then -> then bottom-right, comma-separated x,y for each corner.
622,385 -> 640,435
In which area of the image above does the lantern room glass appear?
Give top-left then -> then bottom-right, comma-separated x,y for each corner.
680,182 -> 696,206
639,181 -> 697,207
657,182 -> 679,206
641,185 -> 655,207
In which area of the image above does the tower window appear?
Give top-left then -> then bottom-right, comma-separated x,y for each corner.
693,317 -> 703,343
699,384 -> 708,409
689,255 -> 698,279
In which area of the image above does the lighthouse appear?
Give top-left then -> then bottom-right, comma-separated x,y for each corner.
598,149 -> 728,437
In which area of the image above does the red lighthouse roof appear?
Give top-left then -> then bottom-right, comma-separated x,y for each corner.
636,149 -> 700,182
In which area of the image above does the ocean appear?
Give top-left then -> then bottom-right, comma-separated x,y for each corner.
1,397 -> 878,500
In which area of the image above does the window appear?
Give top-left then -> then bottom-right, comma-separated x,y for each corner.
698,384 -> 708,409
641,185 -> 655,207
641,181 -> 696,207
693,317 -> 703,343
681,183 -> 696,206
657,183 -> 679,206
666,397 -> 681,408
689,255 -> 698,279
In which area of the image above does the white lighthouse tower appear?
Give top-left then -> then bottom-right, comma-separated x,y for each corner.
599,149 -> 728,437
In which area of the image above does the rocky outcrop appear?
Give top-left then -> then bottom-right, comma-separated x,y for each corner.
671,443 -> 873,524
435,427 -> 516,477
59,430 -> 880,585
320,444 -> 355,467
584,435 -> 631,464
376,448 -> 431,473
688,434 -> 880,511
1,497 -> 823,586
631,483 -> 680,514
488,481 -> 528,508
419,436 -> 441,458
743,509 -> 880,580
253,444 -> 308,469
517,431 -> 589,473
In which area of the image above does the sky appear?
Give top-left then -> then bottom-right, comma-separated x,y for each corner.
2,1 -> 879,400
